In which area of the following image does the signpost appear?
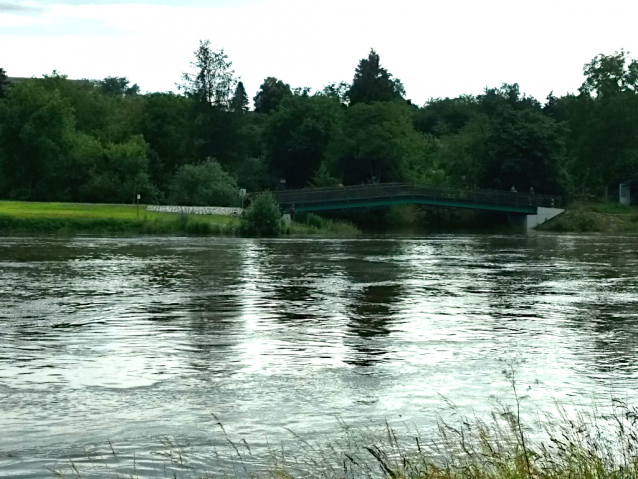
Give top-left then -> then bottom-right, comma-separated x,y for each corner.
136,194 -> 141,217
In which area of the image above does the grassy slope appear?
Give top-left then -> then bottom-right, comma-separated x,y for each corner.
537,201 -> 638,232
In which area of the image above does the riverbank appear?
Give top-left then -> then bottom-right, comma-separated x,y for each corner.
537,201 -> 638,232
0,201 -> 359,236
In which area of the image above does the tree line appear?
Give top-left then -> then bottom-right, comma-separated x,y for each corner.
1,43 -> 637,207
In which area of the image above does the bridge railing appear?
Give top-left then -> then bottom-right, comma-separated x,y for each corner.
269,183 -> 562,209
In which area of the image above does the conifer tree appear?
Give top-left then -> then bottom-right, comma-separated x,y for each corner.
231,81 -> 249,112
348,49 -> 404,105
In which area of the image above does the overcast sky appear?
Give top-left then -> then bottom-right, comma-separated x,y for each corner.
2,0 -> 637,106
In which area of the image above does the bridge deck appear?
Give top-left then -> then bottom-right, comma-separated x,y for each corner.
269,183 -> 561,214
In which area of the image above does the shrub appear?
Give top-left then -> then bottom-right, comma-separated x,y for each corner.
169,158 -> 238,206
241,192 -> 282,236
304,212 -> 326,229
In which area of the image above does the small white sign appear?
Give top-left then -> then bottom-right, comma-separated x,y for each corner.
137,194 -> 141,200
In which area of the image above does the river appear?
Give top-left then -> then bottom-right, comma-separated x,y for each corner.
1,234 -> 638,478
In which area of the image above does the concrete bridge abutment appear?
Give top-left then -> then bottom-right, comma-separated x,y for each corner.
507,207 -> 564,229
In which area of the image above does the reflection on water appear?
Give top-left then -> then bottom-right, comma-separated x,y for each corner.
1,234 -> 638,477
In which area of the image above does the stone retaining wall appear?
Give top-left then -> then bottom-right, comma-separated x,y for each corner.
147,205 -> 244,217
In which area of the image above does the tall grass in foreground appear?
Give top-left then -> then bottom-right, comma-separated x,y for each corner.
48,395 -> 638,479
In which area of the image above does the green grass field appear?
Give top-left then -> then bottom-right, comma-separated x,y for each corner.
0,201 -> 240,235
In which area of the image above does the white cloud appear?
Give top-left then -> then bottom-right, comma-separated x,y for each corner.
0,11 -> 48,26
2,0 -> 637,104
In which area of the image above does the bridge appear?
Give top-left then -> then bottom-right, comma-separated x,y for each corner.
268,183 -> 564,229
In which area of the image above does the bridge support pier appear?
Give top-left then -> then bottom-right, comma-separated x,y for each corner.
508,207 -> 564,229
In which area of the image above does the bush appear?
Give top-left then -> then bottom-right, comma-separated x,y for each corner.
169,158 -> 238,206
304,212 -> 326,229
241,192 -> 282,236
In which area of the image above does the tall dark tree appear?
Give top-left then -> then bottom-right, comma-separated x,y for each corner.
347,49 -> 404,105
0,68 -> 10,99
253,77 -> 291,114
180,40 -> 236,108
231,81 -> 249,112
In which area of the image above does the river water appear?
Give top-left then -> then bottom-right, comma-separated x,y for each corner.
1,234 -> 638,478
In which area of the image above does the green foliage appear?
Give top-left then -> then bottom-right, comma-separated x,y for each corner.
264,94 -> 343,188
328,101 -> 429,184
80,135 -> 158,204
348,49 -> 404,105
231,81 -> 249,112
180,40 -> 237,108
169,158 -> 238,206
479,108 -> 567,193
0,68 -> 10,99
436,116 -> 490,188
0,79 -> 75,200
414,96 -> 477,136
138,92 -> 195,190
253,77 -> 292,114
318,81 -> 350,105
97,76 -> 140,97
580,49 -> 638,98
308,163 -> 341,187
565,52 -> 638,192
39,71 -> 113,139
241,192 -> 282,236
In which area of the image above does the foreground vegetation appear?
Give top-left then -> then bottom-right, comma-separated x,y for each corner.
538,201 -> 638,233
49,395 -> 638,479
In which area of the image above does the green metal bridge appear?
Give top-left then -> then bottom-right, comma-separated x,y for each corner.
268,183 -> 562,214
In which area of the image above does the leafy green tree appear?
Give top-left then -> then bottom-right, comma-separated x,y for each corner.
436,115 -> 490,188
0,68 -> 10,99
39,71 -> 113,140
347,49 -> 404,105
477,83 -> 541,115
169,158 -> 238,206
231,81 -> 249,112
414,96 -> 478,136
318,82 -> 350,105
0,80 -> 75,200
180,40 -> 237,108
263,95 -> 342,188
138,92 -> 195,191
241,191 -> 282,236
80,135 -> 158,203
580,50 -> 638,98
566,51 -> 638,192
328,101 -> 427,184
480,108 -> 566,193
97,76 -> 140,97
253,77 -> 291,114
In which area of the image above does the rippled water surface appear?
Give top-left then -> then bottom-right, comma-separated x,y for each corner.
2,234 -> 638,477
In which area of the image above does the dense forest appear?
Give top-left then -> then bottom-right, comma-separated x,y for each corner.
1,43 -> 637,207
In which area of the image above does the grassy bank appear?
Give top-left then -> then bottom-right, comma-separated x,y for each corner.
0,201 -> 360,236
537,201 -> 638,233
0,201 -> 240,235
